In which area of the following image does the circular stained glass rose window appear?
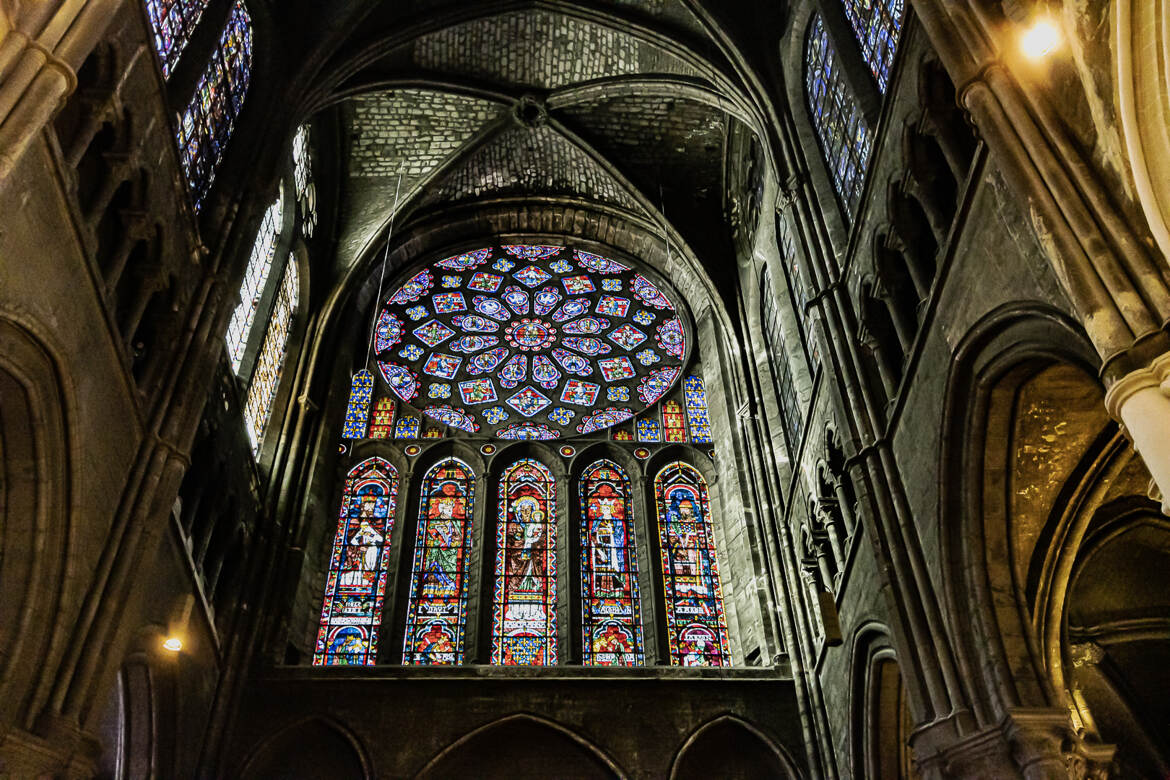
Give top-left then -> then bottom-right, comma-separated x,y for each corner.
371,244 -> 690,440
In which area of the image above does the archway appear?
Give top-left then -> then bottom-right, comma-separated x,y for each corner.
241,718 -> 368,779
671,715 -> 797,780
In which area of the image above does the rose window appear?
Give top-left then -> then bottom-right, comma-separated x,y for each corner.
371,244 -> 690,439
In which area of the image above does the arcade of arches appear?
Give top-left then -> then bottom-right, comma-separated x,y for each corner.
1,0 -> 1169,777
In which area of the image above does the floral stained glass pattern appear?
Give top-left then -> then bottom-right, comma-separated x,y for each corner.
242,259 -> 297,454
683,375 -> 712,444
225,196 -> 281,374
314,457 -> 399,665
144,0 -> 210,78
805,14 -> 873,217
176,0 -> 253,211
492,459 -> 557,665
655,462 -> 730,666
402,459 -> 476,665
841,0 -> 905,93
395,415 -> 419,439
341,369 -> 374,439
580,460 -> 644,666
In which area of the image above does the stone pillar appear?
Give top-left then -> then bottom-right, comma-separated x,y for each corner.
1105,352 -> 1170,514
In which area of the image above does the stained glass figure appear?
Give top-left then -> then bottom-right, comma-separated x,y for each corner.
314,457 -> 399,666
292,124 -> 317,237
225,196 -> 281,374
841,0 -> 905,93
663,400 -> 688,443
144,0 -> 210,78
368,397 -> 395,439
655,462 -> 731,667
805,14 -> 873,216
683,375 -> 713,444
394,415 -> 419,439
491,458 -> 556,665
580,460 -> 644,666
341,370 -> 373,440
242,259 -> 297,454
402,458 -> 476,665
176,0 -> 253,211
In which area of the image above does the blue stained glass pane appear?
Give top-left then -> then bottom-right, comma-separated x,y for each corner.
143,0 -> 210,78
341,370 -> 374,440
682,375 -> 712,444
805,14 -> 873,217
841,0 -> 905,93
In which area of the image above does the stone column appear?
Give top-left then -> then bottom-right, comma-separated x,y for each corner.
1105,352 -> 1170,514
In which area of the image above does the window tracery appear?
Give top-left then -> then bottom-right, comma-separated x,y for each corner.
225,195 -> 281,373
242,256 -> 297,453
292,124 -> 317,237
143,0 -> 210,78
840,0 -> 905,93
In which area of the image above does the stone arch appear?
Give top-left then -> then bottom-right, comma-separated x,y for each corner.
414,712 -> 626,780
239,716 -> 371,779
848,624 -> 915,780
670,714 -> 799,780
0,317 -> 74,728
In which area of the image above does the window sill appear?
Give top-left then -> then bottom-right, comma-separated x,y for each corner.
263,664 -> 791,682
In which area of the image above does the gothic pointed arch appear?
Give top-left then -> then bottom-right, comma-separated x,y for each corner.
671,715 -> 798,780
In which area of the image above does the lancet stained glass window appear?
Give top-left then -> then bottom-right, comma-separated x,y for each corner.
369,398 -> 395,439
225,196 -> 281,373
683,375 -> 712,444
663,400 -> 687,443
841,0 -> 905,93
492,458 -> 557,665
143,0 -> 210,78
292,124 -> 317,237
176,0 -> 253,211
580,460 -> 644,666
394,415 -> 419,439
402,459 -> 476,665
341,370 -> 374,440
806,14 -> 873,217
314,457 -> 399,666
242,257 -> 297,454
655,462 -> 731,666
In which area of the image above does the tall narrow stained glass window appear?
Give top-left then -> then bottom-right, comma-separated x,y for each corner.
492,458 -> 557,665
663,400 -> 688,443
368,398 -> 395,439
341,370 -> 374,440
683,376 -> 712,444
225,196 -> 281,373
806,14 -> 873,216
292,124 -> 317,238
841,0 -> 905,93
314,457 -> 399,666
580,460 -> 644,666
655,462 -> 731,666
402,459 -> 476,665
177,0 -> 253,211
143,0 -> 210,78
242,257 -> 297,454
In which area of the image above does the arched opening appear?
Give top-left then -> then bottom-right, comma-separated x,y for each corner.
672,716 -> 795,780
241,719 -> 367,780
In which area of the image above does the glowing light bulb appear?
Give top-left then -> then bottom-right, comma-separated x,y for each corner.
162,637 -> 183,652
1021,19 -> 1061,59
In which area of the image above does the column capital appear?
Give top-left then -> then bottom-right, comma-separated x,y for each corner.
1103,349 -> 1170,421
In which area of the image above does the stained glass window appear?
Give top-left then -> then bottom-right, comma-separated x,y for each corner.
580,460 -> 644,666
841,0 -> 905,93
663,400 -> 687,443
292,124 -> 317,238
242,258 -> 297,454
342,370 -> 373,440
143,0 -> 210,78
369,398 -> 395,439
422,426 -> 443,439
225,196 -> 281,373
806,14 -> 873,217
314,457 -> 399,666
176,0 -> 253,211
655,462 -> 731,666
394,415 -> 419,439
402,458 -> 476,665
683,375 -> 712,444
636,417 -> 661,443
491,458 -> 557,665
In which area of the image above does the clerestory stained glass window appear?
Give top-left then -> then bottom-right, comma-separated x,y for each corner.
242,257 -> 297,454
806,14 -> 873,217
580,460 -> 644,666
292,124 -> 317,238
841,0 -> 905,93
314,457 -> 399,666
492,458 -> 557,665
683,375 -> 712,444
143,0 -> 210,78
225,196 -> 281,373
341,370 -> 374,440
402,458 -> 476,665
655,462 -> 731,666
176,0 -> 253,212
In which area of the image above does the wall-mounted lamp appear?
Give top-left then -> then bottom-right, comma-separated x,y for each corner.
162,636 -> 183,652
1021,18 -> 1061,60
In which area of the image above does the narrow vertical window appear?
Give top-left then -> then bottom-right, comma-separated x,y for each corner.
762,267 -> 803,452
492,458 -> 557,665
580,460 -> 644,666
682,375 -> 712,444
655,462 -> 731,666
225,196 -> 281,373
176,0 -> 253,211
143,0 -> 210,78
368,398 -> 395,439
314,457 -> 399,666
841,0 -> 905,93
805,14 -> 873,216
663,400 -> 688,442
341,369 -> 374,440
242,256 -> 297,454
402,458 -> 476,665
292,124 -> 317,237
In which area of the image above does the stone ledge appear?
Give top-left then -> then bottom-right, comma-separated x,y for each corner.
261,663 -> 792,683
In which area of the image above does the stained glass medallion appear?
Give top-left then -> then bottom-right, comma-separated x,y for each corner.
372,244 -> 689,438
